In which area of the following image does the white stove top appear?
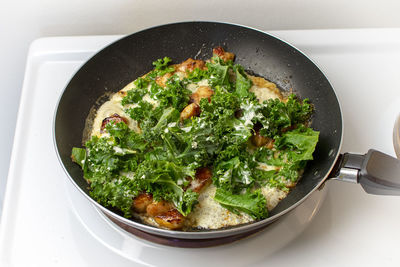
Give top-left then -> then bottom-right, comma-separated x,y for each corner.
1,29 -> 400,266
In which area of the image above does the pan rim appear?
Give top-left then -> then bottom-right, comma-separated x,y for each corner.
53,21 -> 344,239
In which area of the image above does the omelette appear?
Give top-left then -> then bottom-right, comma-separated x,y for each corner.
72,47 -> 319,230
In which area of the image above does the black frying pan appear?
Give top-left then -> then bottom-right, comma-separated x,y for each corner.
54,21 -> 400,240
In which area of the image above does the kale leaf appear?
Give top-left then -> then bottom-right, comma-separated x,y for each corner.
258,94 -> 314,138
152,57 -> 175,76
121,87 -> 147,106
254,126 -> 319,187
206,57 -> 233,88
71,147 -> 86,170
274,126 -> 320,161
234,65 -> 253,98
214,188 -> 268,219
185,67 -> 210,83
212,145 -> 255,193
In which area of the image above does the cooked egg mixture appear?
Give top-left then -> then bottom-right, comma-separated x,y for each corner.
90,67 -> 291,230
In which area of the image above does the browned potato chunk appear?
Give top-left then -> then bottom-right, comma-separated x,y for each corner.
154,209 -> 185,230
177,58 -> 206,73
100,114 -> 128,133
132,193 -> 153,213
146,201 -> 174,217
190,86 -> 214,104
144,199 -> 185,229
213,46 -> 235,62
265,139 -> 274,149
188,167 -> 212,193
251,131 -> 274,148
180,103 -> 200,120
156,72 -> 173,87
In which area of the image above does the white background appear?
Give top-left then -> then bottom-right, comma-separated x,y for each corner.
1,0 -> 400,215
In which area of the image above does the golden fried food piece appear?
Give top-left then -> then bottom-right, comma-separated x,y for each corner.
190,86 -> 214,104
154,209 -> 185,230
146,201 -> 175,217
155,72 -> 173,87
132,193 -> 153,213
180,103 -> 201,120
177,58 -> 207,73
213,46 -> 235,62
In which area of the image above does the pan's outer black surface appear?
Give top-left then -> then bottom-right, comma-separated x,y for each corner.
54,22 -> 342,239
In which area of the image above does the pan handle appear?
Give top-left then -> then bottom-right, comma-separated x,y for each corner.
329,149 -> 400,195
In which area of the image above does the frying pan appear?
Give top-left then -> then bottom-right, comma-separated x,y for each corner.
54,21 -> 400,240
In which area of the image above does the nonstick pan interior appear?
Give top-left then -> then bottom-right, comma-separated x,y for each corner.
54,21 -> 342,238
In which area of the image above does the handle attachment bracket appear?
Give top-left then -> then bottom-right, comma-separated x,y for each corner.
330,149 -> 400,196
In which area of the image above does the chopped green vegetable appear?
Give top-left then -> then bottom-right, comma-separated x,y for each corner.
258,94 -> 314,138
206,57 -> 232,88
185,67 -> 210,83
275,126 -> 320,161
234,65 -> 253,98
214,188 -> 267,219
71,147 -> 86,169
121,87 -> 147,106
152,57 -> 175,76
